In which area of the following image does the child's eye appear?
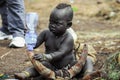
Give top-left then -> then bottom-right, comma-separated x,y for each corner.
50,21 -> 57,24
57,23 -> 63,26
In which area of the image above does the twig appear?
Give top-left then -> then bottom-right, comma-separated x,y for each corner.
0,50 -> 12,60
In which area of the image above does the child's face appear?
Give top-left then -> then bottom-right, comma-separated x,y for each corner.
49,18 -> 68,36
49,8 -> 70,36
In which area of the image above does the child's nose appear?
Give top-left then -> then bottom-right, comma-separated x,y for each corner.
51,24 -> 56,28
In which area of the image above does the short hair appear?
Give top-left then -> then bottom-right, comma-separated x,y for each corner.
56,3 -> 71,9
55,3 -> 73,22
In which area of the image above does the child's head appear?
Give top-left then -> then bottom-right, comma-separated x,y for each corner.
49,3 -> 73,36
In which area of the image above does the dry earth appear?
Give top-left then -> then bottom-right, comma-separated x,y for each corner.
0,0 -> 120,79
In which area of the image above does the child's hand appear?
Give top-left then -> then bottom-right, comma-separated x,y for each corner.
33,54 -> 45,61
33,54 -> 52,61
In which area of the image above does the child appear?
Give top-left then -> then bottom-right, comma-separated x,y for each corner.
15,3 -> 76,80
14,3 -> 97,80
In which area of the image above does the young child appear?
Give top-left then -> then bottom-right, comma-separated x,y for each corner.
15,3 -> 76,80
14,3 -> 97,80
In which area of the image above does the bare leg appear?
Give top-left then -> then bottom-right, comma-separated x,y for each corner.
26,51 -> 55,79
25,44 -> 88,79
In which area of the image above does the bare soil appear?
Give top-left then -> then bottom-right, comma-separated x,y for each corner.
0,0 -> 120,79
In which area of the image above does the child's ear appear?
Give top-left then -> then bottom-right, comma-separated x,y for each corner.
67,22 -> 72,28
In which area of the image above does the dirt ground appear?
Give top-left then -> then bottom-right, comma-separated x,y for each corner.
0,0 -> 120,79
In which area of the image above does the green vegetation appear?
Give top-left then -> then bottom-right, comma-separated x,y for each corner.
105,52 -> 120,80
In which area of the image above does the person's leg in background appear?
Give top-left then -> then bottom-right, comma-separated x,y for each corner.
7,0 -> 26,48
0,1 -> 13,40
0,0 -> 26,48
